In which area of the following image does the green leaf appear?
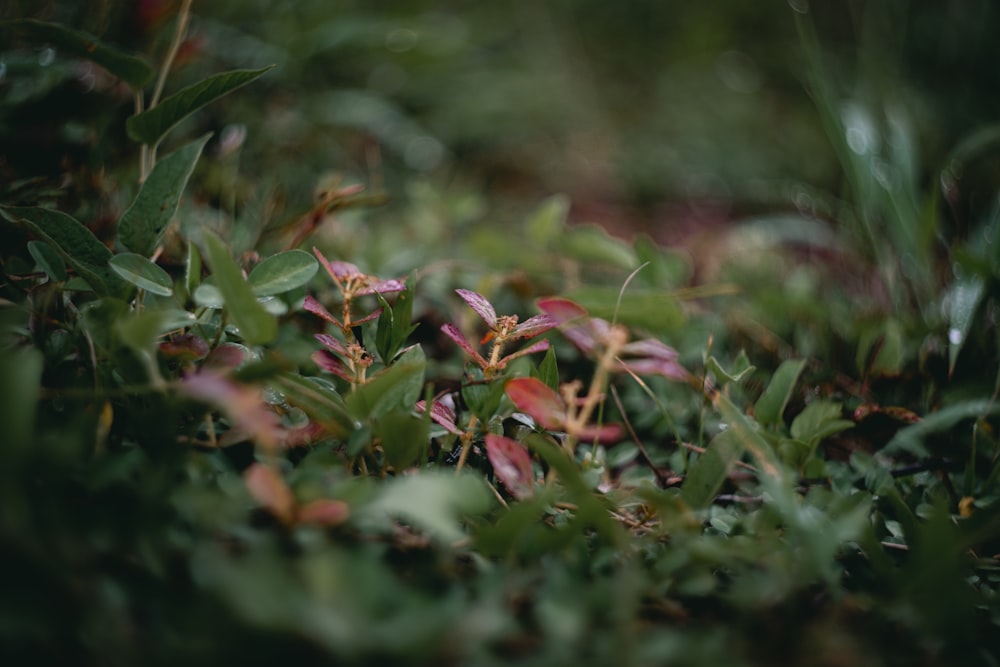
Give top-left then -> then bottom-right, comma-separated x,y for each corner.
681,430 -> 745,509
563,286 -> 684,332
366,471 -> 493,543
558,223 -> 637,269
532,345 -> 560,391
346,346 -> 425,421
706,350 -> 755,385
116,309 -> 169,353
27,240 -> 66,282
754,359 -> 806,428
715,392 -> 786,485
373,411 -> 428,470
199,229 -> 277,345
269,373 -> 356,438
0,345 -> 43,459
946,275 -> 985,375
118,133 -> 211,256
109,253 -> 174,297
185,240 -> 202,298
1,19 -> 154,88
884,399 -> 1000,457
789,400 -> 853,447
248,250 -> 319,296
126,66 -> 275,146
0,206 -> 127,296
525,193 -> 569,246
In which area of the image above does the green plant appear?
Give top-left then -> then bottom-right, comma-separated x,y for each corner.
2,4 -> 1000,666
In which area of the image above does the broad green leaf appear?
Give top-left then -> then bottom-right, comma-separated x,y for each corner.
789,400 -> 853,447
526,193 -> 569,246
0,206 -> 127,296
118,133 -> 211,256
109,253 -> 174,297
0,345 -> 43,459
127,66 -> 275,145
681,430 -> 745,510
1,19 -> 154,88
346,346 -> 425,421
27,240 -> 66,282
632,234 -> 692,288
192,281 -> 224,308
116,309 -> 169,353
366,470 -> 493,543
559,223 -> 637,269
946,275 -> 985,375
269,373 -> 356,438
199,229 -> 277,345
373,411 -> 428,469
563,286 -> 685,332
248,250 -> 318,296
754,358 -> 806,427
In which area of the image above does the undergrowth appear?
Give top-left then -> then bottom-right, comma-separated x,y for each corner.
2,3 -> 1000,666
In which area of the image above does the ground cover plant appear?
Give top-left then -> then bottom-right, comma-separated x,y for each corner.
2,1 -> 1000,665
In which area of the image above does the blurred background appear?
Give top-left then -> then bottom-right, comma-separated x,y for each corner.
5,0 -> 1000,246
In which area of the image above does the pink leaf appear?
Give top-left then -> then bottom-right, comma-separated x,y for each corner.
159,334 -> 209,361
578,422 -> 625,444
415,398 -> 464,435
296,499 -> 350,526
351,307 -> 384,325
618,357 -> 689,382
536,297 -> 600,353
311,350 -> 356,382
202,342 -> 250,370
361,279 -> 406,296
485,434 -> 535,499
511,313 -> 556,339
441,322 -> 488,367
315,333 -> 348,355
180,371 -> 284,450
302,295 -> 341,326
504,377 -> 566,430
456,289 -> 497,328
244,463 -> 295,524
498,339 -> 550,368
621,338 -> 678,360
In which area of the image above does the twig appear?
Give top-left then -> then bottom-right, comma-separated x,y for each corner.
609,384 -> 673,487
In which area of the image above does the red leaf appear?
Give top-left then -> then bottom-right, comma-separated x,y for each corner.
536,297 -> 600,353
415,398 -> 464,435
485,434 -> 535,499
296,499 -> 350,526
511,313 -> 556,339
202,342 -> 250,370
315,333 -> 348,355
244,463 -> 295,524
180,371 -> 284,450
311,350 -> 355,382
302,295 -> 341,326
362,279 -> 406,296
578,422 -> 625,444
498,339 -> 550,368
456,289 -> 497,328
440,322 -> 488,367
504,376 -> 566,430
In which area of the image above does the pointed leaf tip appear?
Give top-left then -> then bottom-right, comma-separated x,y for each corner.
486,434 -> 535,499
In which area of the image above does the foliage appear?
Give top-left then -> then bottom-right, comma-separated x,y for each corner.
2,2 -> 1000,666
